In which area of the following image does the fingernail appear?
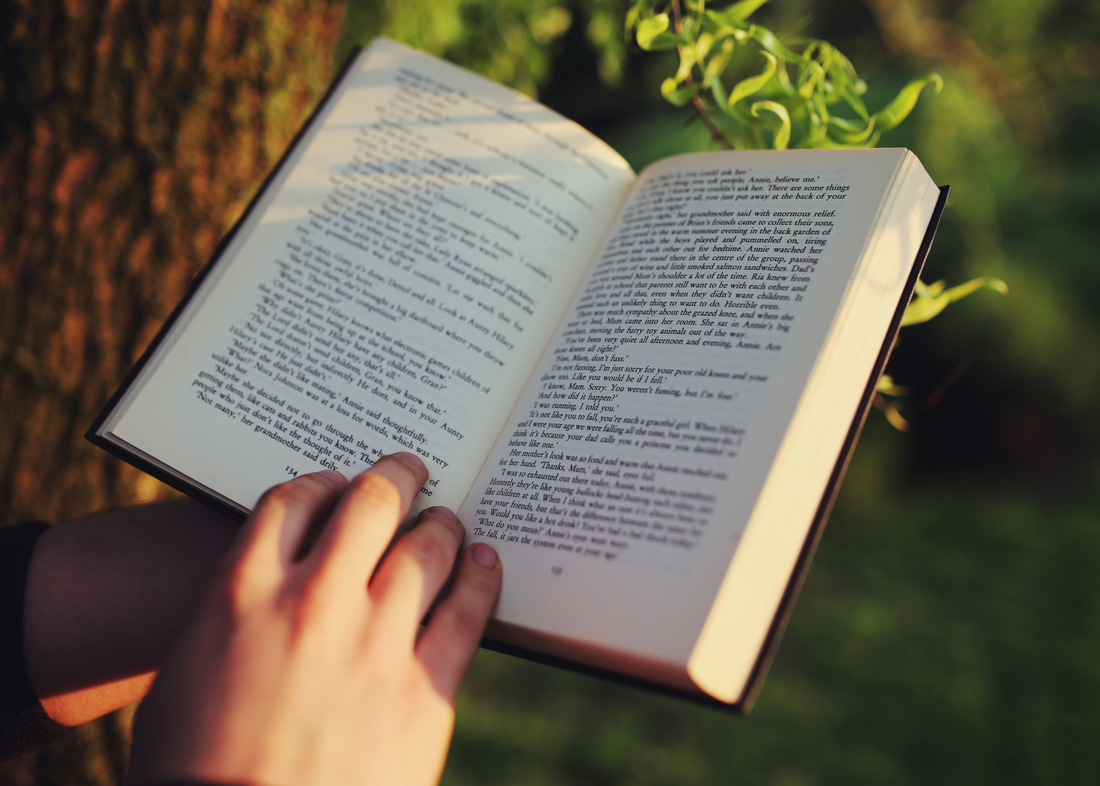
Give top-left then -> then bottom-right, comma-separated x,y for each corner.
316,470 -> 348,484
470,542 -> 497,568
391,452 -> 426,473
425,506 -> 460,526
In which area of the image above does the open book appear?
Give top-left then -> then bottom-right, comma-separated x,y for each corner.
89,38 -> 947,708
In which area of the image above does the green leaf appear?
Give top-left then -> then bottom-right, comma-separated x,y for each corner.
871,73 -> 943,133
709,76 -> 733,118
713,0 -> 772,23
702,10 -> 752,37
800,94 -> 829,147
876,374 -> 912,397
826,114 -> 877,145
774,60 -> 796,97
796,59 -> 825,99
914,278 -> 945,298
638,14 -> 668,50
681,13 -> 696,39
901,295 -> 951,327
624,0 -> 646,35
728,51 -> 777,106
695,31 -> 716,60
674,46 -> 697,82
661,77 -> 703,107
750,26 -> 805,63
823,50 -> 870,119
750,100 -> 791,150
704,38 -> 735,81
812,90 -> 829,124
945,276 -> 1008,299
732,24 -> 755,44
901,276 -> 1007,327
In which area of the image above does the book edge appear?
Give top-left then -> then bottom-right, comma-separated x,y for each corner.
730,183 -> 951,711
476,636 -> 747,713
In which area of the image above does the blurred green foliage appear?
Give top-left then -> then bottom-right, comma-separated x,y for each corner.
627,0 -> 943,151
3,2 -> 1092,783
621,0 -> 1006,412
338,0 -> 619,96
346,0 -> 1100,782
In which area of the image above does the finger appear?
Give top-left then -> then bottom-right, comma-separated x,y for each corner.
367,507 -> 465,643
233,471 -> 349,582
416,543 -> 501,701
303,453 -> 427,592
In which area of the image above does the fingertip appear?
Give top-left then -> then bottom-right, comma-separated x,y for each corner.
469,542 -> 497,569
315,469 -> 348,484
422,505 -> 461,527
391,452 -> 426,475
366,453 -> 428,497
343,453 -> 429,515
419,506 -> 465,547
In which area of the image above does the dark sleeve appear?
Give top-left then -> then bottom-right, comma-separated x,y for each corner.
0,521 -> 72,762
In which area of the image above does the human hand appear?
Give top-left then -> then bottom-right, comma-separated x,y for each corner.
126,453 -> 502,786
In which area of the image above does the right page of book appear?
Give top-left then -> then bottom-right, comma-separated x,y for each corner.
460,148 -> 939,689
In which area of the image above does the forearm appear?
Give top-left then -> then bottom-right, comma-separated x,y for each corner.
23,498 -> 238,727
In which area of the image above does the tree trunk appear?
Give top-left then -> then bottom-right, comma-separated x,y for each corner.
0,0 -> 345,781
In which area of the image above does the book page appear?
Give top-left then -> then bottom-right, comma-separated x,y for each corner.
461,149 -> 914,672
104,39 -> 634,513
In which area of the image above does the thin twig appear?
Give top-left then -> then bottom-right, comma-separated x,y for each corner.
670,0 -> 735,149
873,358 -> 972,431
692,95 -> 735,149
918,358 -> 971,411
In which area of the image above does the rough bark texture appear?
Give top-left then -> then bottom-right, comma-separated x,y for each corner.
0,0 -> 345,782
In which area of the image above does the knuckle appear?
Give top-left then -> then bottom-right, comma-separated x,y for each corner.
256,477 -> 321,513
423,509 -> 464,540
253,484 -> 285,511
439,569 -> 498,639
292,571 -> 341,621
218,556 -> 271,618
401,526 -> 456,574
444,602 -> 486,642
464,554 -> 503,593
350,471 -> 402,510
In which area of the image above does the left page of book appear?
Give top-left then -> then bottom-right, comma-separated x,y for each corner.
97,38 -> 635,514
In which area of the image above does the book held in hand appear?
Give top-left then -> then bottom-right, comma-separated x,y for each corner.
89,38 -> 947,708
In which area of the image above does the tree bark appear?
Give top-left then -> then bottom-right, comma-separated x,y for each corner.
0,0 -> 345,781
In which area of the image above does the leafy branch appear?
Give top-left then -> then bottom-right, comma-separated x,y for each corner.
627,0 -> 943,150
626,0 -> 1007,427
